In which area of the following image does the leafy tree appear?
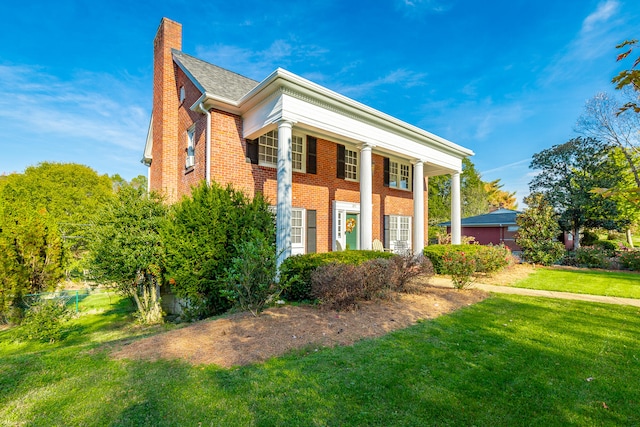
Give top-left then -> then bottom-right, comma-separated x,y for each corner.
613,39 -> 640,114
0,163 -> 114,278
515,193 -> 565,265
529,137 -> 627,249
485,179 -> 518,210
576,91 -> 640,188
161,182 -> 275,319
88,186 -> 167,324
461,158 -> 490,217
428,158 -> 491,240
0,205 -> 64,323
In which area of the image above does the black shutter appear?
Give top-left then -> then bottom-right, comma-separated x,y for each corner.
383,157 -> 390,187
337,144 -> 345,179
306,210 -> 317,253
246,139 -> 258,164
411,164 -> 415,190
307,136 -> 317,174
383,215 -> 390,249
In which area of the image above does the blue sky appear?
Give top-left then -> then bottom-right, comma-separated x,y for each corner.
1,0 -> 638,205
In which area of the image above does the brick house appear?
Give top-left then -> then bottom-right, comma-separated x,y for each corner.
142,18 -> 474,267
440,209 -> 522,251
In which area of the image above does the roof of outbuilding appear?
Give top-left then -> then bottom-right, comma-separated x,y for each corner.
439,208 -> 521,227
172,50 -> 259,102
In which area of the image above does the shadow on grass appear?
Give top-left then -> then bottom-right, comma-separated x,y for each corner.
3,295 -> 640,426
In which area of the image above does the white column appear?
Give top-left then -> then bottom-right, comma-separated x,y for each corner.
413,160 -> 425,255
451,172 -> 461,245
359,143 -> 373,250
276,120 -> 294,269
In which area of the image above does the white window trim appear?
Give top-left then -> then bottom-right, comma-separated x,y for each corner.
258,130 -> 306,173
291,208 -> 305,255
344,148 -> 359,182
268,206 -> 306,255
185,125 -> 195,169
333,201 -> 360,251
389,214 -> 412,254
389,157 -> 412,191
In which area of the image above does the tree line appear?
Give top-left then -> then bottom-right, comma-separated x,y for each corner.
523,38 -> 640,250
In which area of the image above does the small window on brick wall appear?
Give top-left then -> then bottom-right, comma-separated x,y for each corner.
336,144 -> 359,181
258,130 -> 305,172
185,125 -> 195,169
383,157 -> 411,190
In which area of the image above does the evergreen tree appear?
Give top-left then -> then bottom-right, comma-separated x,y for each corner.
515,194 -> 565,265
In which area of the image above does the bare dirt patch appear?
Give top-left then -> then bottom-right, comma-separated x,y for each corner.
111,286 -> 487,368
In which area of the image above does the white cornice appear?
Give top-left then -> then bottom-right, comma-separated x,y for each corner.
193,66 -> 474,159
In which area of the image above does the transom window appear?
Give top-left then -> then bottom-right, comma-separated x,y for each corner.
389,159 -> 411,190
258,130 -> 305,172
345,149 -> 358,180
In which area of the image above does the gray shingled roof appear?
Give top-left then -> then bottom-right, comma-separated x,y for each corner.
439,209 -> 520,227
172,50 -> 259,102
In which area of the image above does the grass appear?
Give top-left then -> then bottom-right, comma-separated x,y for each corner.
509,268 -> 640,299
1,290 -> 640,426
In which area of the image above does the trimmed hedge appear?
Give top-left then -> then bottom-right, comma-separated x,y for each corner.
279,250 -> 395,301
424,244 -> 512,274
620,250 -> 640,271
423,244 -> 482,274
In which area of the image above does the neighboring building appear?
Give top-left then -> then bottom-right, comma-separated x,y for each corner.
142,18 -> 474,266
441,209 -> 521,251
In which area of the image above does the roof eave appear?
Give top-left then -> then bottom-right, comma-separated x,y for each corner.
237,68 -> 474,159
190,92 -> 241,114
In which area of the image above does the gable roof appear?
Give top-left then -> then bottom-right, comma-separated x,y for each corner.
172,50 -> 259,102
439,209 -> 521,227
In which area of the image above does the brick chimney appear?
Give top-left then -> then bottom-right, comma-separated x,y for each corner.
151,18 -> 182,201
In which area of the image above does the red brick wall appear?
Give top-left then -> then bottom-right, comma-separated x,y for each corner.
151,18 -> 182,202
150,19 -> 429,251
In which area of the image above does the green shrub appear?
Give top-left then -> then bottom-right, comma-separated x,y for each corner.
20,299 -> 71,342
442,249 -> 476,289
279,250 -> 394,301
222,235 -> 287,316
593,239 -> 617,256
473,244 -> 513,274
620,250 -> 640,271
423,244 -> 512,275
574,246 -> 610,269
162,182 -> 275,319
581,230 -> 599,246
561,251 -> 578,267
423,244 -> 481,274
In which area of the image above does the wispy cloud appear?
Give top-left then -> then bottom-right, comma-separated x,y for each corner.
332,69 -> 428,98
0,64 -> 148,174
541,0 -> 622,85
582,0 -> 619,33
396,0 -> 454,18
195,40 -> 329,81
481,158 -> 531,176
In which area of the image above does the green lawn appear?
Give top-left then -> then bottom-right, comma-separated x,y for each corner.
508,268 -> 640,299
1,291 -> 639,426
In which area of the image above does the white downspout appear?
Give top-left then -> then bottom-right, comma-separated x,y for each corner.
198,103 -> 211,186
